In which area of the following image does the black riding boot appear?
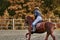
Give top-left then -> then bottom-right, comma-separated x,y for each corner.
31,26 -> 36,33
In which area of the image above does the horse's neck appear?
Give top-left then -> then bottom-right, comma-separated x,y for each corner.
28,20 -> 33,25
28,19 -> 34,25
27,16 -> 34,25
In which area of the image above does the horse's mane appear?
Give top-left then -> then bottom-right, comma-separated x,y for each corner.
27,16 -> 34,20
26,16 -> 34,22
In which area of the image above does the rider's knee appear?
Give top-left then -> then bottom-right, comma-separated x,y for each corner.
32,23 -> 36,27
32,23 -> 35,26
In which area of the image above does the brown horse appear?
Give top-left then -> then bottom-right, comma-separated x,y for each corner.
25,16 -> 56,40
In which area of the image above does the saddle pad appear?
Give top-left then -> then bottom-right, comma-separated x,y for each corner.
36,22 -> 45,29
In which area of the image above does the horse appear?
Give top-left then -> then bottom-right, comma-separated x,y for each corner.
25,15 -> 56,40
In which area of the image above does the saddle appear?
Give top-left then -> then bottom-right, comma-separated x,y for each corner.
35,21 -> 46,33
36,20 -> 44,27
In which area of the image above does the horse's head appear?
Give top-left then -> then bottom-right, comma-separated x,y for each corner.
25,16 -> 34,25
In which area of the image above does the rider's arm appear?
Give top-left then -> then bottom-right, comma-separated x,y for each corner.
40,12 -> 45,18
36,10 -> 44,18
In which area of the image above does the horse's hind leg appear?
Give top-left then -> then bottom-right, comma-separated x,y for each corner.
50,28 -> 56,40
45,32 -> 50,40
51,33 -> 55,40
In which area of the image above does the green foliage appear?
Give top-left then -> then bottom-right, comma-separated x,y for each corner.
8,9 -> 16,16
0,0 -> 10,16
43,0 -> 56,10
44,0 -> 53,7
54,10 -> 60,18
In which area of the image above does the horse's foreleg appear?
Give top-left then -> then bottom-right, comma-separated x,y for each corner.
45,33 -> 50,40
28,32 -> 31,40
25,33 -> 31,40
27,26 -> 31,40
25,32 -> 31,40
25,33 -> 29,38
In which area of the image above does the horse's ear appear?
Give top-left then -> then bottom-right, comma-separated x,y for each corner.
25,15 -> 28,18
26,15 -> 29,17
25,16 -> 27,18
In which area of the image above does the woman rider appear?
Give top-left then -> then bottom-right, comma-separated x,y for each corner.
32,7 -> 44,32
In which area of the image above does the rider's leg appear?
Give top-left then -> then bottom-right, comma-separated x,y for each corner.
32,16 -> 42,32
32,23 -> 36,32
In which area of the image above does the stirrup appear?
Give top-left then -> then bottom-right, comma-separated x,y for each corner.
31,30 -> 35,34
31,31 -> 34,34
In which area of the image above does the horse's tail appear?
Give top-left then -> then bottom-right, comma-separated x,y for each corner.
53,23 -> 57,29
45,22 -> 56,31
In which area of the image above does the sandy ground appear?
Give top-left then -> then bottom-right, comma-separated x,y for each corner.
0,29 -> 60,40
